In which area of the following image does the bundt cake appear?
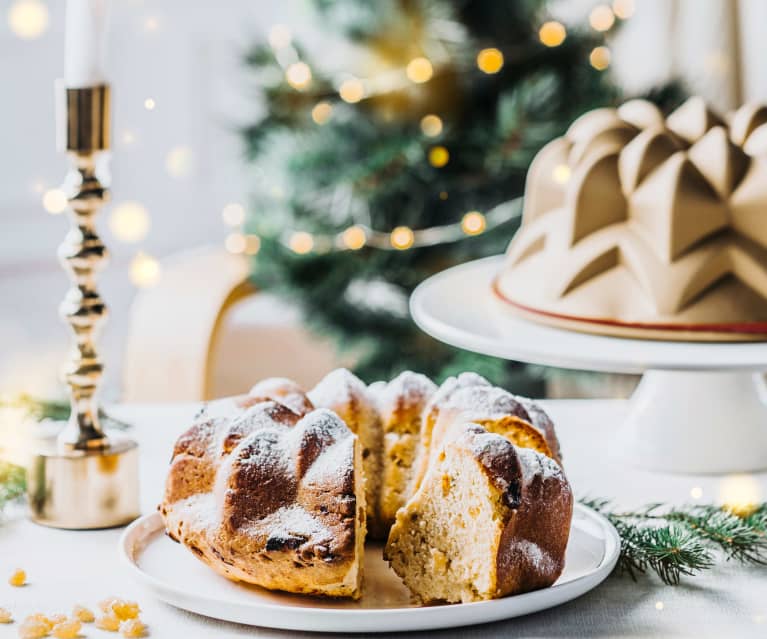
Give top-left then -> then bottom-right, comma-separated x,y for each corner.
385,423 -> 572,603
160,369 -> 572,603
160,400 -> 366,598
496,97 -> 767,341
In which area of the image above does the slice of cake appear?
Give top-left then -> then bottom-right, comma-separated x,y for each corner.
385,423 -> 572,603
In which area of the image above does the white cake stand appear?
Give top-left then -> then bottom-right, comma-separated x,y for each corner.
410,256 -> 767,474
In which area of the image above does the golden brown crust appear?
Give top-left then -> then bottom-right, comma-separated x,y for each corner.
160,402 -> 364,598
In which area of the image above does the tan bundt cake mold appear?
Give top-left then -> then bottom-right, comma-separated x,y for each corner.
496,97 -> 767,341
161,369 -> 571,602
384,423 -> 573,603
161,401 -> 366,598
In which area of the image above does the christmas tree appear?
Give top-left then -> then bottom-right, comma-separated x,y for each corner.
241,0 -> 678,390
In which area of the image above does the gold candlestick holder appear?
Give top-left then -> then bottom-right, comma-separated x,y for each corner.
26,83 -> 140,529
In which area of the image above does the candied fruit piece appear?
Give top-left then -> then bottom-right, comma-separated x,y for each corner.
119,618 -> 147,637
52,619 -> 81,639
9,569 -> 26,587
18,618 -> 49,639
0,607 -> 12,623
48,615 -> 66,626
110,600 -> 140,620
71,606 -> 94,623
96,614 -> 121,632
24,614 -> 53,631
98,598 -> 118,613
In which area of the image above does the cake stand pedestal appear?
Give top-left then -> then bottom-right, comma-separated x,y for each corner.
410,256 -> 767,474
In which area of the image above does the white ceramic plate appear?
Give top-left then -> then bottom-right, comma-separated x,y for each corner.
119,504 -> 619,633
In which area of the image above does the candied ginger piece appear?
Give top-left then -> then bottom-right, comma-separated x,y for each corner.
18,618 -> 49,639
52,619 -> 81,639
0,607 -> 12,623
110,600 -> 140,620
71,606 -> 94,623
9,569 -> 26,587
120,618 -> 147,637
95,614 -> 121,632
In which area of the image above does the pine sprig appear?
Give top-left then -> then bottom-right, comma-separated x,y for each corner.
583,498 -> 767,585
0,462 -> 25,513
0,394 -> 132,431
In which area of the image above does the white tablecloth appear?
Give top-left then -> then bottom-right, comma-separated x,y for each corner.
1,400 -> 766,638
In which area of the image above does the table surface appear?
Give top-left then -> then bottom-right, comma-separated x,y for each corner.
2,400 -> 766,639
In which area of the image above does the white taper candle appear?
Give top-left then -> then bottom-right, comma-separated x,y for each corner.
64,0 -> 110,87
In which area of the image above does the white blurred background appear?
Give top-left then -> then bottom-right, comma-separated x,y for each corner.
1,0 -> 766,401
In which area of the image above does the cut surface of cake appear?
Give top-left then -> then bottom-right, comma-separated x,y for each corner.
308,368 -> 385,537
161,401 -> 366,598
372,371 -> 437,529
384,423 -> 573,603
496,97 -> 767,341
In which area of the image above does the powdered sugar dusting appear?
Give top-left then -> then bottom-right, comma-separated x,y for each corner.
510,538 -> 557,574
516,446 -> 565,482
250,505 -> 333,543
308,368 -> 369,410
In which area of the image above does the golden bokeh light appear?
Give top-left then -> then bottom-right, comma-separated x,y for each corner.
612,0 -> 636,20
144,98 -> 156,111
461,211 -> 486,235
289,231 -> 314,254
121,130 -> 136,145
690,486 -> 703,499
428,146 -> 450,168
589,46 -> 611,71
109,201 -> 150,243
339,78 -> 365,103
420,114 -> 443,137
165,145 -> 194,178
655,602 -> 664,611
129,252 -> 161,288
390,226 -> 415,250
720,474 -> 761,517
406,57 -> 434,83
8,0 -> 49,40
222,202 -> 246,227
589,4 -> 615,31
225,232 -> 246,254
539,21 -> 566,47
476,48 -> 504,74
244,234 -> 261,256
342,225 -> 367,250
286,62 -> 312,90
144,16 -> 159,32
312,101 -> 333,125
268,24 -> 292,49
552,164 -> 572,184
42,188 -> 67,215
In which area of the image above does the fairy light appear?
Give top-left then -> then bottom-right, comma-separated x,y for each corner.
144,98 -> 156,111
439,191 -> 448,200
121,130 -> 136,145
690,486 -> 703,500
286,62 -> 312,90
390,226 -> 414,250
420,114 -> 443,137
268,24 -> 292,49
539,21 -> 566,47
552,164 -> 572,184
461,211 -> 486,235
42,188 -> 67,214
165,145 -> 194,178
221,202 -> 245,227
655,601 -> 664,611
476,48 -> 504,74
7,0 -> 49,40
144,16 -> 159,32
612,0 -> 635,19
312,101 -> 333,125
109,201 -> 150,243
590,4 -> 615,31
225,232 -> 246,254
428,146 -> 450,168
244,234 -> 261,256
590,46 -> 611,71
129,252 -> 161,288
342,225 -> 367,250
720,474 -> 761,517
289,231 -> 314,254
406,57 -> 433,83
339,78 -> 365,103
